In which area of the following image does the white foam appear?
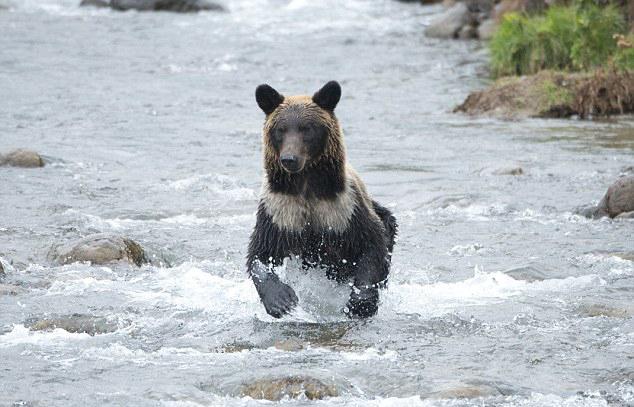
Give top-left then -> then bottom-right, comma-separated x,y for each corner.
383,270 -> 604,317
447,243 -> 489,257
0,325 -> 90,347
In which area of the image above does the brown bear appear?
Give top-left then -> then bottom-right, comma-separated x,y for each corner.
247,81 -> 397,319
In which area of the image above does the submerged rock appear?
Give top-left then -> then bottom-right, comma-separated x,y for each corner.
577,303 -> 631,318
455,70 -> 634,119
26,314 -> 119,335
84,0 -> 226,12
241,376 -> 338,401
493,167 -> 523,176
427,384 -> 502,399
0,284 -> 27,296
582,176 -> 634,219
0,149 -> 45,168
52,234 -> 148,266
80,0 -> 110,7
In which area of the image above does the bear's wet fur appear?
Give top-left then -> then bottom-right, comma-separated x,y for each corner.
247,81 -> 397,319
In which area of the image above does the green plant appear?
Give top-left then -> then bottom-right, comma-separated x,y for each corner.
613,34 -> 634,70
489,2 -> 628,77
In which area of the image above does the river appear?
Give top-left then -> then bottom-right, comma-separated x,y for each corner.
1,0 -> 633,405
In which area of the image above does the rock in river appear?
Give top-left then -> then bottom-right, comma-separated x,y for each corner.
241,376 -> 338,401
0,149 -> 45,168
424,3 -> 470,39
81,0 -> 225,12
584,176 -> 634,219
0,284 -> 27,296
26,314 -> 119,335
53,234 -> 148,266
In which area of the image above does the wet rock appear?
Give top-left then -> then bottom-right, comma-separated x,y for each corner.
241,376 -> 338,401
477,17 -> 497,40
0,149 -> 45,168
0,284 -> 27,296
109,0 -> 224,12
577,303 -> 631,318
503,265 -> 546,282
425,3 -> 469,39
52,234 -> 148,266
79,0 -> 110,7
0,261 -> 4,278
591,176 -> 634,219
26,314 -> 119,335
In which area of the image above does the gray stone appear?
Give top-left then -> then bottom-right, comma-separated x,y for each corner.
594,176 -> 634,218
425,3 -> 469,39
110,0 -> 224,12
477,18 -> 497,40
458,24 -> 478,39
241,376 -> 338,401
0,149 -> 44,168
26,314 -> 119,335
53,234 -> 148,266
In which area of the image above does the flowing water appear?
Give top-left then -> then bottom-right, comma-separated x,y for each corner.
1,0 -> 633,405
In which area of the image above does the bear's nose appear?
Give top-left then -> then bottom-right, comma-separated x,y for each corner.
280,155 -> 300,172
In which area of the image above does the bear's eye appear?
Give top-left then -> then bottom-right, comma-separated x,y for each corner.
299,125 -> 314,136
272,126 -> 286,142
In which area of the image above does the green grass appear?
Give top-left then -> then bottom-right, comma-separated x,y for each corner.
490,2 -> 628,77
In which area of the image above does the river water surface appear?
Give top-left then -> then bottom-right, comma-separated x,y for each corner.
1,0 -> 633,406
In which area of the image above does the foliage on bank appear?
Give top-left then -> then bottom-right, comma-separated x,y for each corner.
489,2 -> 633,77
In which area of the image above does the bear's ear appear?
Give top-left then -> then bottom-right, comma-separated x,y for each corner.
312,81 -> 341,111
255,84 -> 284,115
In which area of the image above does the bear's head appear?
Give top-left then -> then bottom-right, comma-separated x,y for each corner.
255,81 -> 344,177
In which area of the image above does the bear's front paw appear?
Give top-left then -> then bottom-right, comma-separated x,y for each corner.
345,286 -> 379,318
257,278 -> 298,318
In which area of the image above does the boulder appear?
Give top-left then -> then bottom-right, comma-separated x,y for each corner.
425,3 -> 470,39
26,314 -> 119,335
0,149 -> 44,168
241,376 -> 338,401
591,176 -> 634,219
109,0 -> 224,12
52,234 -> 148,266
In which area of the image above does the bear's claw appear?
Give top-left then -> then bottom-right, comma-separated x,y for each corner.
257,277 -> 298,318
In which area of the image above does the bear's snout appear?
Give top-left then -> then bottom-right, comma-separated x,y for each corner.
280,154 -> 304,173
